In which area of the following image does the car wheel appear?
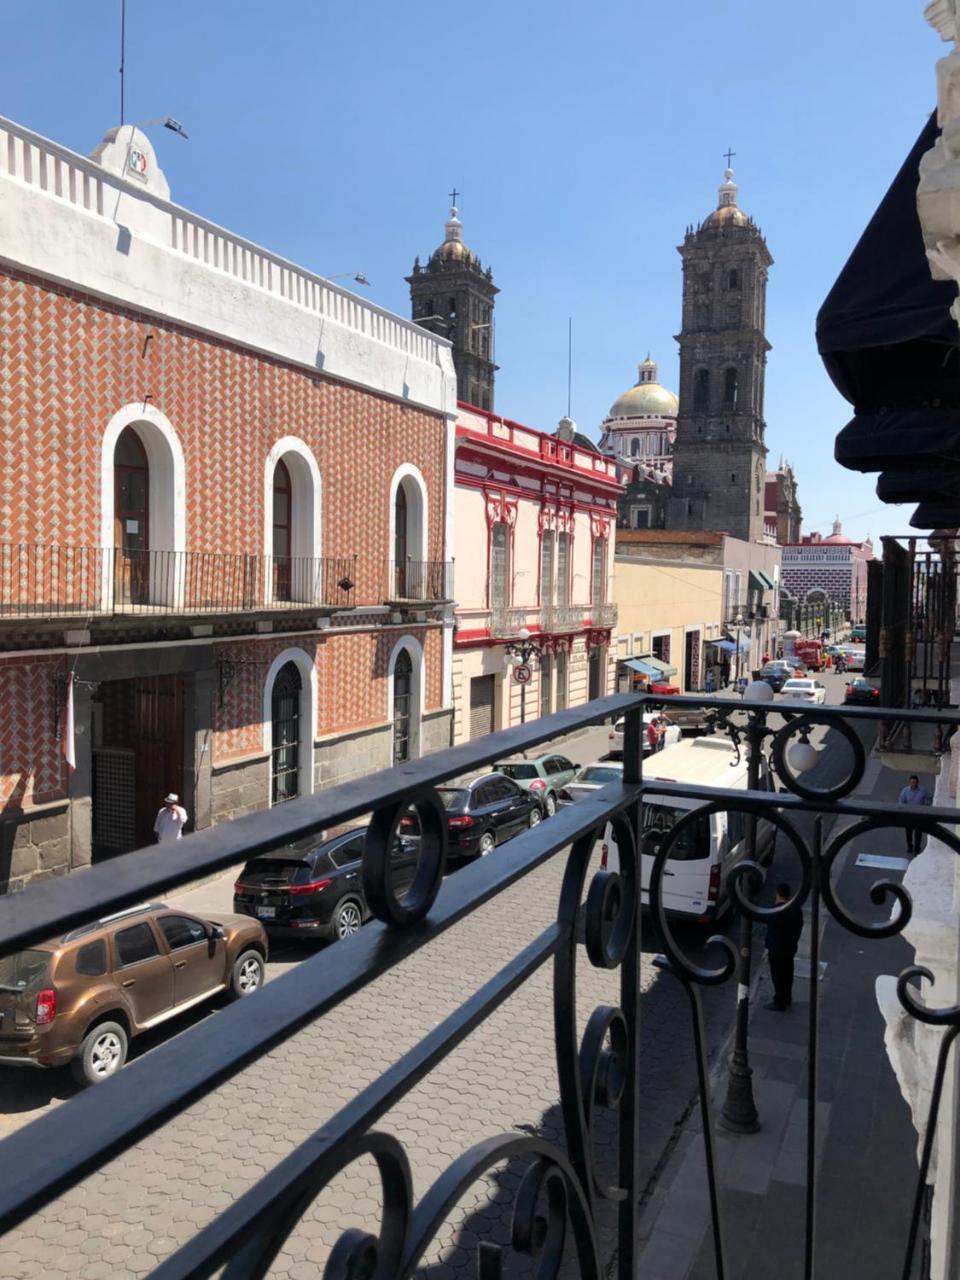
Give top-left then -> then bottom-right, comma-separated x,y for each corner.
333,899 -> 364,940
478,831 -> 496,856
228,949 -> 265,1000
544,792 -> 557,818
528,807 -> 542,829
72,1020 -> 128,1087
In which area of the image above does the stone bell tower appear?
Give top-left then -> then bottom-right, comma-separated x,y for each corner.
407,200 -> 499,411
667,162 -> 773,542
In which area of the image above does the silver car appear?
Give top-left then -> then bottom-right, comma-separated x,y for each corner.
558,760 -> 625,804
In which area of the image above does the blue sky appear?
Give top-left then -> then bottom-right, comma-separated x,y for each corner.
4,1 -> 942,542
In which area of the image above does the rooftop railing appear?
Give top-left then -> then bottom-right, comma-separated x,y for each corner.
0,693 -> 957,1277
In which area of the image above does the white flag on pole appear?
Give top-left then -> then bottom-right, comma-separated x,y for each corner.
63,676 -> 76,772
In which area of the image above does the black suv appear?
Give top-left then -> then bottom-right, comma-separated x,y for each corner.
233,829 -> 418,941
437,773 -> 543,858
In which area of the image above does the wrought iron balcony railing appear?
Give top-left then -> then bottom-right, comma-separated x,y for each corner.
0,543 -> 359,619
384,558 -> 454,604
589,601 -> 617,627
0,693 -> 957,1277
490,604 -> 536,638
542,602 -> 585,632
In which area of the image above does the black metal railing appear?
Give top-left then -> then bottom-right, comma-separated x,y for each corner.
0,543 -> 359,618
0,693 -> 958,1278
385,558 -> 454,603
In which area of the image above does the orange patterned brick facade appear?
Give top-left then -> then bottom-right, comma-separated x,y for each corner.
0,268 -> 445,592
214,629 -> 442,762
0,656 -> 66,806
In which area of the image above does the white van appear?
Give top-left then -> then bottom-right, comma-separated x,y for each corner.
600,737 -> 774,922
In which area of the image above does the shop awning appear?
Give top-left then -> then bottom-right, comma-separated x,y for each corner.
639,654 -> 678,678
816,111 -> 960,527
749,570 -> 775,592
622,657 -> 660,678
708,637 -> 750,655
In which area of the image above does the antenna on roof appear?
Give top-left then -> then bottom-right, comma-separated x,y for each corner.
119,0 -> 126,125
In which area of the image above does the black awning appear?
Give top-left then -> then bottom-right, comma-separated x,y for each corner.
834,407 -> 960,472
910,499 -> 960,528
876,459 -> 960,503
818,112 -> 960,420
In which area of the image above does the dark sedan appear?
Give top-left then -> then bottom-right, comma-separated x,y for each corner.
844,677 -> 880,705
437,773 -> 543,858
233,828 -> 418,941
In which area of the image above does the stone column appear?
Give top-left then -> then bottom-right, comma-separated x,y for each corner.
68,680 -> 95,870
185,667 -> 216,833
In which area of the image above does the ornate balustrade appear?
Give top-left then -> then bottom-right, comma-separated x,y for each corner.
0,693 -> 958,1277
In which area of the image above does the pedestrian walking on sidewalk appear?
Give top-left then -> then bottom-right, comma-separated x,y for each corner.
898,774 -> 931,854
154,792 -> 188,843
764,883 -> 804,1012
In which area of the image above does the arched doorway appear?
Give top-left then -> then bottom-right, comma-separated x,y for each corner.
392,648 -> 413,763
394,485 -> 408,597
114,426 -> 149,604
272,458 -> 292,602
271,661 -> 302,804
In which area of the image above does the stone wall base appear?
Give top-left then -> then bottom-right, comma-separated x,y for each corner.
0,804 -> 72,893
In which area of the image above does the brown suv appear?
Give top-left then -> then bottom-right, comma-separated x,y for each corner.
0,902 -> 268,1086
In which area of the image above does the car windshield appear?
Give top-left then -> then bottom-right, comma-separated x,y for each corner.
641,803 -> 710,862
240,858 -> 315,885
783,680 -> 812,689
0,949 -> 51,993
438,789 -> 469,809
576,766 -> 623,784
495,764 -> 538,780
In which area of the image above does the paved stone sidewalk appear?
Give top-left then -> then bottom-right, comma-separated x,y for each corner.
635,751 -> 934,1280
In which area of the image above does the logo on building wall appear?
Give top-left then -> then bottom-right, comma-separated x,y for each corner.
128,148 -> 148,178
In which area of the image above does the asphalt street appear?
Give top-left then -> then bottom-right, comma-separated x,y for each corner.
0,674 -> 872,1278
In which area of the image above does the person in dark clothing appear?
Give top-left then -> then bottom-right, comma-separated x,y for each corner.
764,883 -> 804,1011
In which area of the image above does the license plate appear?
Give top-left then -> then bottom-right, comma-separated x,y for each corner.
256,906 -> 276,920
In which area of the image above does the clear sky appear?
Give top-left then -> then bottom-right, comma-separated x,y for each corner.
4,1 -> 942,542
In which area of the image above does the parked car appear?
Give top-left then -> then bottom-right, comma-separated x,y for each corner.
851,624 -> 867,643
780,677 -> 827,705
490,753 -> 580,817
844,677 -> 880,705
844,647 -> 866,672
757,662 -> 794,692
558,760 -> 624,805
608,713 -> 682,756
436,773 -> 543,857
233,828 -> 418,942
0,903 -> 267,1086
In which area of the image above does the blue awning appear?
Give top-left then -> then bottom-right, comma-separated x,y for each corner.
622,657 -> 660,678
708,637 -> 751,655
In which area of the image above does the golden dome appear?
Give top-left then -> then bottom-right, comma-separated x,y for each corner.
431,206 -> 477,265
704,203 -> 748,228
608,358 -> 678,419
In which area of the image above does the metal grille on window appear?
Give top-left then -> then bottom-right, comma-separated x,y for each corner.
539,653 -> 552,717
271,662 -> 301,804
92,747 -> 135,850
591,538 -> 605,604
555,650 -> 567,711
393,649 -> 413,763
540,530 -> 554,606
490,522 -> 509,610
556,533 -> 569,605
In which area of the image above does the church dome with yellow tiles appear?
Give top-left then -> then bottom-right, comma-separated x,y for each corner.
607,357 -> 679,419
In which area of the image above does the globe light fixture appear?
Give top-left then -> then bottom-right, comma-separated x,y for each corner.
788,737 -> 819,774
743,679 -> 774,703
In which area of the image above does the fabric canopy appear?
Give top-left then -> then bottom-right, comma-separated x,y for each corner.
708,637 -> 750,655
622,657 -> 661,678
639,654 -> 678,678
749,570 -> 775,592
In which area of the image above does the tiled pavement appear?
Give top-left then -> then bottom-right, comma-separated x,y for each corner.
636,747 -> 935,1280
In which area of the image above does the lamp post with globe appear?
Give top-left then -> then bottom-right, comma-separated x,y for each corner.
505,627 -> 541,725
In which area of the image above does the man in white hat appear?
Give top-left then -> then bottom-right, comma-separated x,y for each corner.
154,792 -> 188,843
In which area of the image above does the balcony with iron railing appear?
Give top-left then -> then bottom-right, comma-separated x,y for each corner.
0,692 -> 957,1276
541,602 -> 588,632
383,559 -> 454,606
0,543 -> 361,621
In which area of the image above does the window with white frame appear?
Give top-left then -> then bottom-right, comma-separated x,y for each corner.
591,537 -> 606,604
490,522 -> 511,609
540,531 -> 555,606
556,532 -> 570,605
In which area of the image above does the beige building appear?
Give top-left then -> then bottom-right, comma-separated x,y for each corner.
613,530 -> 781,691
452,406 -> 621,742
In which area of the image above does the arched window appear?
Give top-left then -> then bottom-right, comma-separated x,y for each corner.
389,467 -> 428,601
271,661 -> 302,804
392,648 -> 413,763
114,426 -> 150,605
630,437 -> 640,457
272,458 -> 292,602
694,369 -> 710,412
723,367 -> 739,408
728,269 -> 741,290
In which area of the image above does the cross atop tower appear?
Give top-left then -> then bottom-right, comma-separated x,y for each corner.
723,148 -> 736,170
448,187 -> 459,209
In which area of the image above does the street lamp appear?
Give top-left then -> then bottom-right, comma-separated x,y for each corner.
504,626 -> 541,725
733,612 -> 745,690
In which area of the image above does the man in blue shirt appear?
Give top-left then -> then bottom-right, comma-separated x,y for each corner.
898,775 -> 931,854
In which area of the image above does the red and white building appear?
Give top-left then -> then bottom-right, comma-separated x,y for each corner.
780,520 -> 873,622
0,116 -> 457,889
452,408 -> 621,741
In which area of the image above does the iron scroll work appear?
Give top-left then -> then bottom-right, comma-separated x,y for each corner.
0,694 -> 958,1278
